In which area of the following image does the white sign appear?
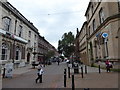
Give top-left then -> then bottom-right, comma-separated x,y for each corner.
5,63 -> 13,78
102,33 -> 108,38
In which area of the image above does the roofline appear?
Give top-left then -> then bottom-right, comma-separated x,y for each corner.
85,2 -> 91,16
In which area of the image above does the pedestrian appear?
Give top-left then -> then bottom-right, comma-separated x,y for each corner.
57,60 -> 60,65
37,64 -> 43,69
105,60 -> 112,72
36,68 -> 44,83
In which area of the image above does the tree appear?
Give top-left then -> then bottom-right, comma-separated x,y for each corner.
45,50 -> 55,61
58,31 -> 75,58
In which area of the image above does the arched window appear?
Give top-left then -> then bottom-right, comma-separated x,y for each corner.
15,46 -> 21,60
1,43 -> 8,60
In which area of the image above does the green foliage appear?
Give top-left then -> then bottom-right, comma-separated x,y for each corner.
45,50 -> 55,61
58,31 -> 75,58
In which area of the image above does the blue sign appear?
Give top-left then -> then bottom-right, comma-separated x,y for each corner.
102,33 -> 108,38
96,32 -> 101,37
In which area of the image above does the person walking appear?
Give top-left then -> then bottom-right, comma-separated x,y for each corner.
105,60 -> 111,72
36,67 -> 44,83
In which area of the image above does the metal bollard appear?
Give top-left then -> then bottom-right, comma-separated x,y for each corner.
72,75 -> 75,90
85,65 -> 87,74
99,65 -> 101,74
2,68 -> 5,78
64,69 -> 67,87
81,67 -> 83,78
68,67 -> 70,78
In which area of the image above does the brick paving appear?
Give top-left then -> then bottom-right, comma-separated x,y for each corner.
65,72 -> 119,88
2,62 -> 119,89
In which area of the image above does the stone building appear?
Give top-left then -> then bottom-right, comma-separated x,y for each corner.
0,0 -> 58,68
78,22 -> 89,65
75,0 -> 120,65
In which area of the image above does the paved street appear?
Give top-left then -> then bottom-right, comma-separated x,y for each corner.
2,62 -> 119,89
2,62 -> 67,88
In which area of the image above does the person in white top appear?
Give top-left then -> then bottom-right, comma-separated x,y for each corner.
35,68 -> 44,83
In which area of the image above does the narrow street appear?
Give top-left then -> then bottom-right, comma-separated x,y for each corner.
3,62 -> 67,88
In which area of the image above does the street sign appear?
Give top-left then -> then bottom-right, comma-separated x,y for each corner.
102,33 -> 108,38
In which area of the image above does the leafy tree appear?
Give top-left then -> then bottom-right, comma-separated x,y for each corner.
58,31 -> 75,58
45,50 -> 55,61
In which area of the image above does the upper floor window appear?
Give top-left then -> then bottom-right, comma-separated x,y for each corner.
88,26 -> 90,36
35,34 -> 37,40
91,4 -> 94,14
99,8 -> 105,24
87,14 -> 89,21
28,40 -> 31,46
29,31 -> 31,37
93,19 -> 96,31
18,25 -> 23,37
1,43 -> 8,60
2,17 -> 11,31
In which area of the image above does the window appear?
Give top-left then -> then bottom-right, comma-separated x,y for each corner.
35,34 -> 37,40
88,26 -> 90,36
15,46 -> 20,60
18,25 -> 23,37
91,4 -> 94,14
2,17 -> 11,31
93,19 -> 96,31
29,31 -> 31,37
28,40 -> 31,46
87,14 -> 89,20
1,43 -> 8,60
99,8 -> 105,24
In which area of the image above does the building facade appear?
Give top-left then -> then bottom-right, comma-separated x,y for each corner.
76,0 -> 120,65
0,0 -> 58,68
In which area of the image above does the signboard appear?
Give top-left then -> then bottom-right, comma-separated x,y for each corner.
5,63 -> 13,78
102,33 -> 108,38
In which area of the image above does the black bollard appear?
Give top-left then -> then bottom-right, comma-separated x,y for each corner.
81,67 -> 83,78
85,65 -> 87,74
68,67 -> 70,78
64,69 -> 67,87
2,68 -> 5,78
72,75 -> 75,90
99,65 -> 101,74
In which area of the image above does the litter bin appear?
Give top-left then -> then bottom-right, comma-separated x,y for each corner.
74,63 -> 79,74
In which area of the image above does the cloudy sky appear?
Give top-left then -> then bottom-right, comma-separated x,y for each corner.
8,0 -> 90,48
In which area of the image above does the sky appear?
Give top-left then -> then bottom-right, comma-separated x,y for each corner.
7,0 -> 90,49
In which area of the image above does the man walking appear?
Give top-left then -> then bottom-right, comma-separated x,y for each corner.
36,68 -> 44,83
